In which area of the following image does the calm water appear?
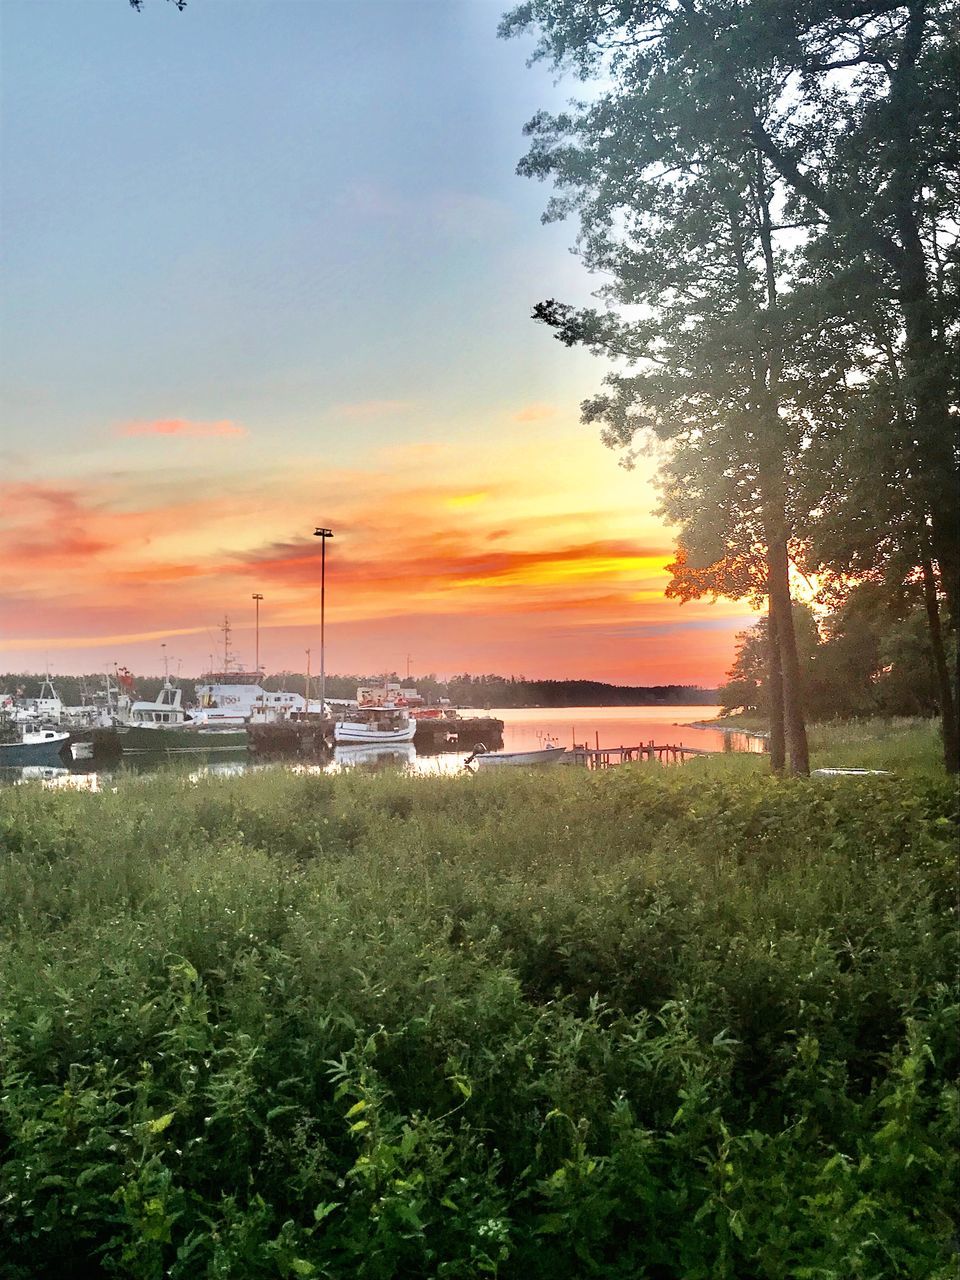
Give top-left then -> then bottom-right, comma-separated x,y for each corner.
481,704 -> 764,755
1,705 -> 765,789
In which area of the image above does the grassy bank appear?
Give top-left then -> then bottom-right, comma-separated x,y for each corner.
710,714 -> 945,775
1,761 -> 957,1278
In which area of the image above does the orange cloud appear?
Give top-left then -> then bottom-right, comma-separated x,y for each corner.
0,454 -> 754,683
225,533 -> 673,627
118,419 -> 248,438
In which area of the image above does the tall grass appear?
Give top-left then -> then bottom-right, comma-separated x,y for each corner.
1,762 -> 957,1277
713,713 -> 946,775
807,716 -> 946,773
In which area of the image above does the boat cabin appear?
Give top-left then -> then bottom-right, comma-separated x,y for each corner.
128,682 -> 189,726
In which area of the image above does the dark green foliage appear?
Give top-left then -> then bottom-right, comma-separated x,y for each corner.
1,766 -> 957,1277
720,593 -> 953,720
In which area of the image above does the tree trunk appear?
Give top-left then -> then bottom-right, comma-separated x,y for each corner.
921,551 -> 959,774
766,599 -> 785,773
887,0 -> 960,636
764,521 -> 810,776
896,230 -> 960,637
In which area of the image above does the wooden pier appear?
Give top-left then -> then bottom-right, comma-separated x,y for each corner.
569,740 -> 717,768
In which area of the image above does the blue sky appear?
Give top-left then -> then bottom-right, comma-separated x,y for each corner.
3,0 -> 594,454
0,0 -> 753,681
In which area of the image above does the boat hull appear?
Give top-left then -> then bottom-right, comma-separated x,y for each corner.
473,746 -> 567,768
0,735 -> 71,767
118,726 -> 249,753
334,721 -> 417,744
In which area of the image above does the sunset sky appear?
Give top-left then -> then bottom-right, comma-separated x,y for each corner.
1,0 -> 755,684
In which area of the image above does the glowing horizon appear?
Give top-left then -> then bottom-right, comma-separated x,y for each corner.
1,2 -> 759,684
0,419 -> 754,684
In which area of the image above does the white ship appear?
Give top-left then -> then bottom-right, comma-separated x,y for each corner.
333,704 -> 416,744
193,674 -> 306,726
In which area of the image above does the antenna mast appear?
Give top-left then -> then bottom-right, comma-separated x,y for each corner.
220,615 -> 236,674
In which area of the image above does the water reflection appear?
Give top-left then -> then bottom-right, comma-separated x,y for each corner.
333,742 -> 417,770
0,706 -> 767,789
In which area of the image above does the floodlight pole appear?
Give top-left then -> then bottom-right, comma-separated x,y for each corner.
313,528 -> 334,715
252,593 -> 263,675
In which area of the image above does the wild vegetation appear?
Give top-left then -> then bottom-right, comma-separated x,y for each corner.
2,756 -> 956,1278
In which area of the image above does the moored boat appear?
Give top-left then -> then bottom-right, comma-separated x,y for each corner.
193,673 -> 307,726
0,728 -> 71,767
334,705 -> 416,744
467,743 -> 567,768
117,679 -> 248,753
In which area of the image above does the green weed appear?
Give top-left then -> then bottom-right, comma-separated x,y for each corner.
0,763 -> 956,1276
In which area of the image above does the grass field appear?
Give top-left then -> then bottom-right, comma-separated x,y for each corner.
1,732 -> 957,1277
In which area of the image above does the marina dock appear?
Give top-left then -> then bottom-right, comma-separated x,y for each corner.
246,715 -> 504,757
569,741 -> 718,768
52,714 -> 506,763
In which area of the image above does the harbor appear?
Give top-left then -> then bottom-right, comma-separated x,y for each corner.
0,612 -> 759,781
0,694 -> 768,789
0,662 -> 508,772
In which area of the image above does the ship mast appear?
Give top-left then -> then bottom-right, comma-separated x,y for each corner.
220,615 -> 237,675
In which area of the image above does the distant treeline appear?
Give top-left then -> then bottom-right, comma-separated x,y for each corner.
1,671 -> 716,709
265,674 -> 718,708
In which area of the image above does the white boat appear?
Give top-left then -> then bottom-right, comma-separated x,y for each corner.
117,679 -> 247,752
0,728 -> 71,767
334,705 -> 416,744
193,674 -> 307,726
468,743 -> 567,768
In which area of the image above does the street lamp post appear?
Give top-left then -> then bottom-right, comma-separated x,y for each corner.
313,527 -> 334,715
252,593 -> 263,675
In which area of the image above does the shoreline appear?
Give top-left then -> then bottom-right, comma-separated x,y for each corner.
683,719 -> 770,739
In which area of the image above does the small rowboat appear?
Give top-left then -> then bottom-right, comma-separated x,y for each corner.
467,743 -> 567,769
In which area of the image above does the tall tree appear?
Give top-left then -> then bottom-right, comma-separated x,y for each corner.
744,0 -> 960,630
501,0 -> 957,771
791,237 -> 959,768
502,6 -> 820,771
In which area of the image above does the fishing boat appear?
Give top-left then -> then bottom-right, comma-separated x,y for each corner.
0,728 -> 71,767
333,705 -> 417,744
193,676 -> 307,726
117,680 -> 248,753
466,743 -> 567,769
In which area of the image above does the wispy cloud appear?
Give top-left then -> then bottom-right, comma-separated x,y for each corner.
329,400 -> 414,420
513,403 -> 558,423
117,419 -> 248,439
